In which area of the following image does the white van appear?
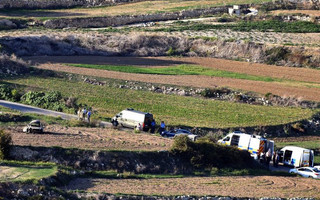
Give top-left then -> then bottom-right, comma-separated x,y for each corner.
278,146 -> 314,168
112,108 -> 153,131
218,132 -> 274,159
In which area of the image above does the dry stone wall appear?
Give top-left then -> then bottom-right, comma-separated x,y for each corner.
0,0 -> 151,9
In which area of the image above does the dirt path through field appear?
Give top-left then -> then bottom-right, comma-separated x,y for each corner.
35,60 -> 320,101
66,176 -> 320,198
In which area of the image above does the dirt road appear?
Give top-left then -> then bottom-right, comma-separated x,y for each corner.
9,126 -> 172,151
66,176 -> 320,198
30,56 -> 320,102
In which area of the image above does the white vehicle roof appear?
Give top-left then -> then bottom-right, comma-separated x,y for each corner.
281,146 -> 311,152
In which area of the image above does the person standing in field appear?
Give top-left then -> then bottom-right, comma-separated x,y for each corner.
159,121 -> 165,135
77,109 -> 81,120
150,119 -> 156,134
82,107 -> 87,121
87,110 -> 92,123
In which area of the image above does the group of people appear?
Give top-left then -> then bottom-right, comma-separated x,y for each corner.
259,149 -> 280,168
77,107 -> 92,123
135,119 -> 160,133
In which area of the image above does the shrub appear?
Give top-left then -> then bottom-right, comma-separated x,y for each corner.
167,47 -> 176,56
170,135 -> 255,169
21,91 -> 68,112
0,129 -> 12,160
0,84 -> 12,100
265,47 -> 290,65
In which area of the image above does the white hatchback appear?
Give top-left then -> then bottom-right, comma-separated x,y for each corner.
289,167 -> 320,179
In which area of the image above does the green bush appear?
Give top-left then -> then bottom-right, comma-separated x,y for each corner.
0,85 -> 21,101
170,135 -> 255,169
21,91 -> 67,112
0,84 -> 12,100
0,129 -> 12,160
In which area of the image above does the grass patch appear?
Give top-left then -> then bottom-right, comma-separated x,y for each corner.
150,20 -> 320,33
67,64 -> 277,82
0,160 -> 58,183
2,75 -> 316,129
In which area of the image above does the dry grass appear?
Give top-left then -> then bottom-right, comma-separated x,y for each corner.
271,10 -> 320,17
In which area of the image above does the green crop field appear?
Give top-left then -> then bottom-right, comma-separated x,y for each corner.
0,160 -> 58,183
67,64 -> 278,82
3,75 -> 317,128
66,63 -> 320,89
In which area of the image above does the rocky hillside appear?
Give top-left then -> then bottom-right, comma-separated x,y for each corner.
0,54 -> 31,76
0,0 -> 149,9
1,34 -> 319,68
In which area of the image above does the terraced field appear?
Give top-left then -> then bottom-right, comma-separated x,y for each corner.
29,56 -> 320,102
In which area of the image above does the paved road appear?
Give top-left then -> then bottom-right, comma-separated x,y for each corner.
0,100 -> 78,120
0,100 -> 112,127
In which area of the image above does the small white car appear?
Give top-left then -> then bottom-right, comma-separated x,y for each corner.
161,129 -> 198,141
314,166 -> 320,170
23,120 -> 44,134
289,167 -> 320,179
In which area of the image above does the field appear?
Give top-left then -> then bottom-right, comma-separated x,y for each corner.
33,56 -> 320,102
9,125 -> 172,151
2,0 -> 320,198
2,74 -> 316,129
0,161 -> 57,183
66,176 -> 320,198
0,0 -> 272,19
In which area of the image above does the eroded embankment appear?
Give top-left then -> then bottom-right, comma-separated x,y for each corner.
1,33 -> 319,68
0,0 -> 148,9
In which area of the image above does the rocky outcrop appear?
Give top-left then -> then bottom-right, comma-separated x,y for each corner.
43,6 -> 228,29
0,0 -> 151,9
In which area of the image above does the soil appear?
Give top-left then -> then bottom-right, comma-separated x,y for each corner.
272,135 -> 320,143
9,125 -> 172,151
30,56 -> 320,102
66,176 -> 320,198
271,10 -> 320,17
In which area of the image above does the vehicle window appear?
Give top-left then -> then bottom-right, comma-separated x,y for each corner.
182,130 -> 189,133
305,169 -> 312,172
223,136 -> 230,141
30,122 -> 40,127
313,168 -> 320,172
298,168 -> 305,171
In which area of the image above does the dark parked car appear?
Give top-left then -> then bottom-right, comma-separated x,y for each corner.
161,129 -> 198,141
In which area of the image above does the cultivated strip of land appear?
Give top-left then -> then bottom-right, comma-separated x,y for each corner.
66,176 -> 320,198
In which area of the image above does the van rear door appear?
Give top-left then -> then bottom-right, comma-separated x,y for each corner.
302,150 -> 311,167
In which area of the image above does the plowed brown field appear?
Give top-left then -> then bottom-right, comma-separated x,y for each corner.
66,176 -> 320,198
29,56 -> 320,102
9,126 -> 171,151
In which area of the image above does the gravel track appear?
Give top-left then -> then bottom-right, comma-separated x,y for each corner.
32,56 -> 320,102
